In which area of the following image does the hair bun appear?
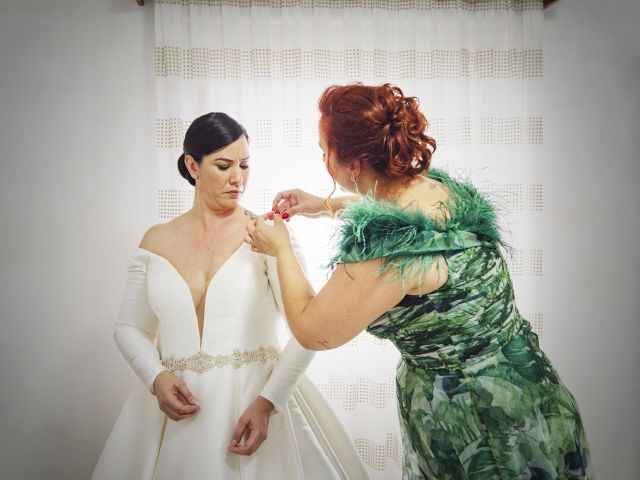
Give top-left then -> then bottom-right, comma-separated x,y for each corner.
177,153 -> 195,187
319,83 -> 436,179
379,84 -> 436,176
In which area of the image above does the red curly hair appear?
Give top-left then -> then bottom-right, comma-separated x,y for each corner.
318,83 -> 436,178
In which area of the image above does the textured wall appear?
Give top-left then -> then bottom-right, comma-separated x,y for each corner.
542,0 -> 640,478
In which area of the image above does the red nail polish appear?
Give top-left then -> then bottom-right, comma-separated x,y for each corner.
282,213 -> 289,219
275,210 -> 280,214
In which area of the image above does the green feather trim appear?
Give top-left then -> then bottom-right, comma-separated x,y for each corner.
329,168 -> 503,289
426,168 -> 502,243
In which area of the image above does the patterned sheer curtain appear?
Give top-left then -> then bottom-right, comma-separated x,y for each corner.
154,1 -> 543,477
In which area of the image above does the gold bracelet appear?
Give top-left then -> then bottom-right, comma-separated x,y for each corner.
322,197 -> 336,218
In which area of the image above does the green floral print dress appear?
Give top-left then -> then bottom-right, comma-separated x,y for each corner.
332,169 -> 593,480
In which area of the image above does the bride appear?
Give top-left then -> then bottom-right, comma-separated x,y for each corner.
91,112 -> 368,480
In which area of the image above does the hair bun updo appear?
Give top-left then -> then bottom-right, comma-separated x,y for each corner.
177,153 -> 194,186
318,83 -> 436,178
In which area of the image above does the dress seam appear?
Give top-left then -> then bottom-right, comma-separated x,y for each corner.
151,415 -> 168,480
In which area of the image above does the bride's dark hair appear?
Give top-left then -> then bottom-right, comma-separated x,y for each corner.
178,113 -> 248,186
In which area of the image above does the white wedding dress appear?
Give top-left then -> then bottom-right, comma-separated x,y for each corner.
92,239 -> 368,480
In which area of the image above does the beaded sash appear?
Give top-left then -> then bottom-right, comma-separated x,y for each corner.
161,346 -> 280,375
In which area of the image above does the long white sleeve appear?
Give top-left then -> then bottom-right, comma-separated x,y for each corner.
259,228 -> 316,413
113,250 -> 166,393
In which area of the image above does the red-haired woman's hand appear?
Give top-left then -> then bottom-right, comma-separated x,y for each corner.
271,189 -> 325,220
246,214 -> 291,257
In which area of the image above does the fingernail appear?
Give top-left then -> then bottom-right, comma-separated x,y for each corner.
274,210 -> 280,214
282,213 -> 289,219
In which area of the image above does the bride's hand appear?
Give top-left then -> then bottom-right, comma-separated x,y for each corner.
246,214 -> 291,257
271,189 -> 325,219
152,370 -> 200,421
228,396 -> 274,456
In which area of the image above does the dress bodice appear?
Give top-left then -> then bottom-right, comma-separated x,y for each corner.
143,243 -> 282,359
367,245 -> 524,370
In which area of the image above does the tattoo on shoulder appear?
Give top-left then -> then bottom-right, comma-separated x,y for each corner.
341,263 -> 355,280
317,339 -> 331,349
429,181 -> 437,190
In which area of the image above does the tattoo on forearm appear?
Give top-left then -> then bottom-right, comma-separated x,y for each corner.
317,340 -> 331,349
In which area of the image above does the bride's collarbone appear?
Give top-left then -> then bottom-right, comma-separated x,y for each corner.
141,221 -> 248,308
148,231 -> 246,295
173,243 -> 243,282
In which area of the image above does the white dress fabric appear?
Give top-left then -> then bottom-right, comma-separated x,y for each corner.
92,240 -> 368,480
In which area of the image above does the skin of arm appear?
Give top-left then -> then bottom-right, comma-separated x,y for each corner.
275,246 -> 404,349
249,215 -> 446,350
270,190 -> 358,219
254,179 -> 452,349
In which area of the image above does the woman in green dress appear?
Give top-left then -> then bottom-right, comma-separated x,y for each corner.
246,83 -> 592,479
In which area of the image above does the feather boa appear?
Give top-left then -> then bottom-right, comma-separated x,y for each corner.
329,168 -> 503,286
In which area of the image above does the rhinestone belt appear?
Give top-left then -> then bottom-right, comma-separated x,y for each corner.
161,346 -> 280,375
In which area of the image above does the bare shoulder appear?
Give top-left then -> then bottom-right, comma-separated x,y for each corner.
396,175 -> 451,220
139,221 -> 178,253
393,176 -> 450,294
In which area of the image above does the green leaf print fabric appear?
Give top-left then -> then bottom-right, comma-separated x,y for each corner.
333,169 -> 592,479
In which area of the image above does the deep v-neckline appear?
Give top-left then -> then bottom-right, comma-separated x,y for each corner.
140,242 -> 247,348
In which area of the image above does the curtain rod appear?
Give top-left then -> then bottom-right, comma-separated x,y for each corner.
135,1 -> 559,8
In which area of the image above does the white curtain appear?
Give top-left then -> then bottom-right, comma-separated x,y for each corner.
154,1 -> 543,477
